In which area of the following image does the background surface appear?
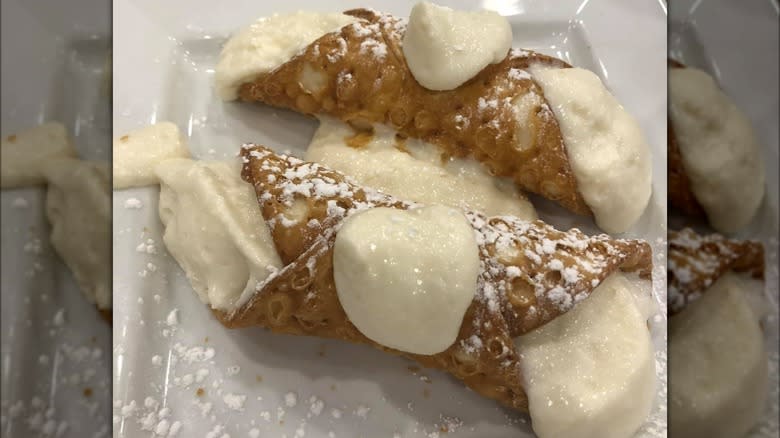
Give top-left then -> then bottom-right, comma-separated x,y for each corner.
669,0 -> 779,435
1,0 -> 112,437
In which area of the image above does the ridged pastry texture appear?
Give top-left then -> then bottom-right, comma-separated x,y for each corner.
213,145 -> 653,412
237,8 -> 591,215
668,228 -> 764,314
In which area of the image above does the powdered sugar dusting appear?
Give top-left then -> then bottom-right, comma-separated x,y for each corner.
508,68 -> 531,81
668,228 -> 763,313
326,36 -> 348,63
359,38 -> 387,59
241,145 -> 652,354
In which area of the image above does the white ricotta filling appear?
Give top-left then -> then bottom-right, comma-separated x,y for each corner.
42,159 -> 112,309
402,1 -> 512,90
113,122 -> 190,189
515,273 -> 656,438
1,122 -> 76,188
306,118 -> 537,220
156,158 -> 282,312
669,272 -> 768,438
669,67 -> 765,233
530,66 -> 652,234
215,12 -> 358,100
333,205 -> 479,355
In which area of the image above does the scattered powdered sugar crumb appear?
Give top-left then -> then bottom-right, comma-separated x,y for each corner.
205,424 -> 228,438
23,237 -> 42,254
173,373 -> 195,387
508,68 -> 532,81
138,411 -> 156,430
154,419 -> 170,435
172,343 -> 215,364
8,401 -> 24,418
166,308 -> 179,326
136,238 -> 158,254
193,400 -> 212,417
307,396 -> 324,417
284,392 -> 298,408
168,421 -> 182,436
124,198 -> 143,209
195,368 -> 210,383
116,399 -> 180,438
222,393 -> 246,411
354,405 -> 370,418
144,397 -> 159,410
8,396 -> 74,437
436,414 -> 463,434
120,400 -> 137,417
151,355 -> 163,366
52,309 -> 66,326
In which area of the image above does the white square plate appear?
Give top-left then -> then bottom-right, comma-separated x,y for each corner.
112,1 -> 667,437
1,0 -> 112,437
669,0 -> 779,435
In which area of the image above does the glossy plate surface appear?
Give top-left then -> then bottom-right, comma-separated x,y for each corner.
1,0 -> 112,437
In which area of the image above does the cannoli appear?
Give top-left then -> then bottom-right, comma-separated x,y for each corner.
223,9 -> 652,232
213,145 -> 653,412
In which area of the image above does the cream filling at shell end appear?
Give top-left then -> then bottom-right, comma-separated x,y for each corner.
306,118 -> 537,220
1,122 -> 77,188
333,205 -> 479,355
669,67 -> 765,233
156,158 -> 282,312
669,272 -> 768,438
515,273 -> 657,438
402,1 -> 512,91
113,122 -> 190,189
530,66 -> 652,234
42,158 -> 112,310
215,11 -> 358,101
